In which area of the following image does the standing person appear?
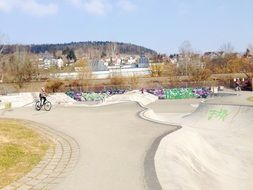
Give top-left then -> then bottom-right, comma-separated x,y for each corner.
141,88 -> 144,94
39,87 -> 47,105
235,78 -> 241,91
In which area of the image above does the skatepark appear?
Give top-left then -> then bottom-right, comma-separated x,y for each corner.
0,90 -> 253,190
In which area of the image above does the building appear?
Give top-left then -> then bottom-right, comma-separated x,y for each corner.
137,54 -> 149,68
39,57 -> 64,69
89,60 -> 108,71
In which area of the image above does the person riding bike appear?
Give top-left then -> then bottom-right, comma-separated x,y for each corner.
39,87 -> 47,106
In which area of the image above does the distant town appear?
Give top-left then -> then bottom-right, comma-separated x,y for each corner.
36,45 -> 253,80
0,41 -> 253,87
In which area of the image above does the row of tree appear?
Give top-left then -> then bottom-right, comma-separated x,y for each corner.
1,35 -> 253,86
150,41 -> 253,81
0,46 -> 39,87
3,41 -> 157,57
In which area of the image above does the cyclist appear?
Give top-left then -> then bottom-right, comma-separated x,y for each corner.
39,87 -> 47,106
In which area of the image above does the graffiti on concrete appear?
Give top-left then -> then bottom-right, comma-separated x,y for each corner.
208,108 -> 229,121
165,88 -> 194,99
146,87 -> 211,99
66,89 -> 126,102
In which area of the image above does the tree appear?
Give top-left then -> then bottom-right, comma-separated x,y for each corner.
179,41 -> 193,56
161,61 -> 177,78
188,63 -> 211,81
0,33 -> 7,55
178,41 -> 199,76
76,58 -> 92,89
66,49 -> 77,62
151,54 -> 165,63
178,41 -> 192,76
4,46 -> 38,87
239,57 -> 253,77
101,51 -> 107,58
219,42 -> 234,54
63,48 -> 77,62
150,64 -> 164,77
0,34 -> 8,81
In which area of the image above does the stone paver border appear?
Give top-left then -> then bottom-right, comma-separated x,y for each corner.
2,119 -> 80,190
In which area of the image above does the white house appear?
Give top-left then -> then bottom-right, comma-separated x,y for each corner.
56,58 -> 64,68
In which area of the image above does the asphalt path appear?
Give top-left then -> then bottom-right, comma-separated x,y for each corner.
1,102 -> 177,190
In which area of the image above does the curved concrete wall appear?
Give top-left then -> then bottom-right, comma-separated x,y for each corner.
155,103 -> 253,190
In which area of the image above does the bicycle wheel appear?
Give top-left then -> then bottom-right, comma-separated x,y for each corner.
44,101 -> 52,111
35,101 -> 41,111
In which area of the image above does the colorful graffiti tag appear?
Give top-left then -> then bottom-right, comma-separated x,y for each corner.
66,89 -> 127,102
165,88 -> 195,99
208,108 -> 229,121
66,91 -> 108,102
146,87 -> 211,99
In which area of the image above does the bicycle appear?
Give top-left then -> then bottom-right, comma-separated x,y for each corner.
35,99 -> 52,111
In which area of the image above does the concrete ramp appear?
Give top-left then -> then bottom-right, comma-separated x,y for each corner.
105,90 -> 158,106
155,103 -> 253,190
0,93 -> 34,108
47,93 -> 77,105
183,103 -> 253,129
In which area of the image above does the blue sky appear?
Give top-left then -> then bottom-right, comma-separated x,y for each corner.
0,0 -> 252,54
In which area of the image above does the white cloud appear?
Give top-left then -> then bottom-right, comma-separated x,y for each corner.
0,0 -> 58,17
117,0 -> 136,12
69,0 -> 111,15
68,0 -> 137,15
84,0 -> 111,15
0,0 -> 16,12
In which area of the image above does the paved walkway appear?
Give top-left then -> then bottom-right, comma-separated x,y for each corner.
0,102 -> 177,190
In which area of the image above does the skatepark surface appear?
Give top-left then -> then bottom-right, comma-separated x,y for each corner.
148,92 -> 253,190
0,92 -> 172,190
0,90 -> 253,190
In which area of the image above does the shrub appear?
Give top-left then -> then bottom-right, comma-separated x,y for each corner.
128,75 -> 139,88
45,79 -> 64,93
110,76 -> 126,86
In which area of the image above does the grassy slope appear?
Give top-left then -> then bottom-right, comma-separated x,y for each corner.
0,119 -> 52,188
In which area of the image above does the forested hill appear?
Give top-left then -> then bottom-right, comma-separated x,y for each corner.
24,41 -> 157,55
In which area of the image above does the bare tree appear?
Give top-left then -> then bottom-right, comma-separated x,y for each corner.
0,34 -> 6,54
178,41 -> 193,76
179,40 -> 193,56
111,42 -> 117,57
219,42 -> 234,54
0,34 -> 8,82
75,58 -> 92,91
3,45 -> 38,87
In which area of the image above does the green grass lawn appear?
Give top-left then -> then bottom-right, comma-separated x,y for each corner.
0,119 -> 52,188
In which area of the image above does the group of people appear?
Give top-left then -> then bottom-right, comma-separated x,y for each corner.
234,78 -> 252,91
